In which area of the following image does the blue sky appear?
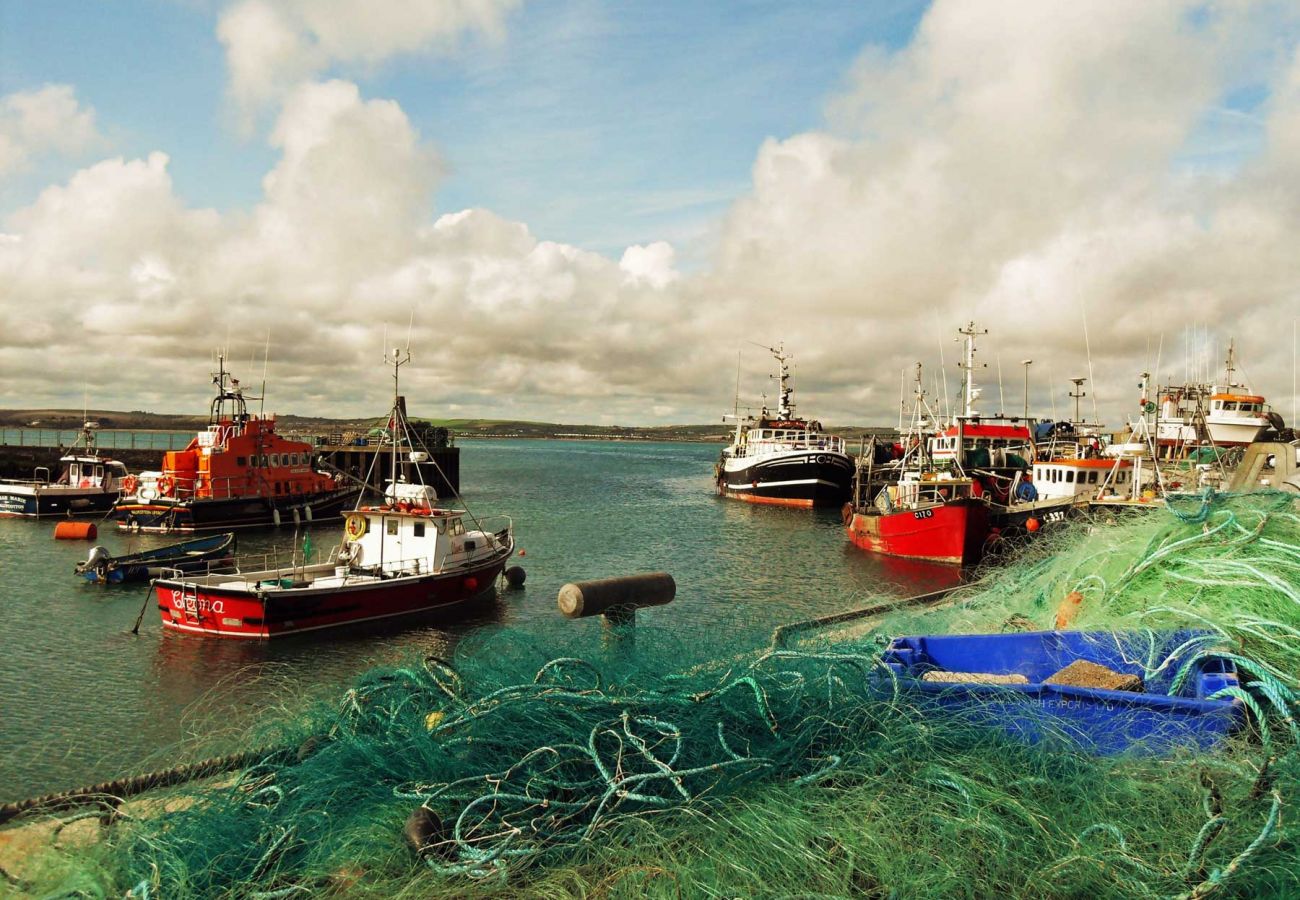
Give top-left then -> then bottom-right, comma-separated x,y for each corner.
1,0 -> 927,262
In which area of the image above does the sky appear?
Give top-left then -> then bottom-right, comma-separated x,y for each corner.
1,0 -> 1299,427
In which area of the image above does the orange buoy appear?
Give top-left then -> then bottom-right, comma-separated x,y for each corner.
518,549 -> 525,557
1053,590 -> 1084,629
54,521 -> 97,540
1026,517 -> 1041,533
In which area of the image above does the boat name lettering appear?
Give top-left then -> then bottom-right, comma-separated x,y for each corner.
1040,698 -> 1115,712
913,509 -> 934,520
169,589 -> 224,615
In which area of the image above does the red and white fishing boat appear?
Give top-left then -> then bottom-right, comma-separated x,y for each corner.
845,325 -> 1073,566
151,350 -> 515,639
846,470 -> 990,565
845,358 -> 991,566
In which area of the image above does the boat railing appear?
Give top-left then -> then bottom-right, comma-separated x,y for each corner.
468,514 -> 513,538
735,434 -> 845,456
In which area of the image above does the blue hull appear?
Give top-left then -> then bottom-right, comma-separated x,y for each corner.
880,629 -> 1243,755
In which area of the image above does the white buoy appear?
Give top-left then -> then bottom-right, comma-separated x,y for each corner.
272,508 -> 281,527
292,508 -> 300,525
304,505 -> 313,522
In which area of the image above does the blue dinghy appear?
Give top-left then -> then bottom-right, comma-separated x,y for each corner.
880,629 -> 1243,755
75,533 -> 236,584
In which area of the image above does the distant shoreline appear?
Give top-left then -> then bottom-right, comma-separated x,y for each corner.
1,409 -> 895,444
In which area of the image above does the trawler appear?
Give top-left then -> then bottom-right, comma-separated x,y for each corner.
715,344 -> 854,507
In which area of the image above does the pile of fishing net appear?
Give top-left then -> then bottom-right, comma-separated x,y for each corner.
16,492 -> 1300,898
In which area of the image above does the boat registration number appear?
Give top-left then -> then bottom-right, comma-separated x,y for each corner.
913,509 -> 934,520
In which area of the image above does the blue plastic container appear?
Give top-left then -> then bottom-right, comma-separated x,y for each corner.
880,629 -> 1243,755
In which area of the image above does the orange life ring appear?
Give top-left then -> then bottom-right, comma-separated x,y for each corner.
122,474 -> 139,494
157,475 -> 174,496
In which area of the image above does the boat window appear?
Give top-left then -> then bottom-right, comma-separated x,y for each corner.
1066,471 -> 1074,483
1088,471 -> 1098,484
274,482 -> 282,495
237,456 -> 246,467
261,455 -> 269,468
1223,402 -> 1237,411
387,519 -> 399,536
413,522 -> 425,537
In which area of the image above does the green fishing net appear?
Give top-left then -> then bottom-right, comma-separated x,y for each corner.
12,492 -> 1300,898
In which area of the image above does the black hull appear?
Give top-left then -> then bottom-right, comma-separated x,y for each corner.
0,486 -> 119,518
110,486 -> 364,533
718,452 -> 854,507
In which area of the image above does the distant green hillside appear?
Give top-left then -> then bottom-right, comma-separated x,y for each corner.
0,409 -> 894,443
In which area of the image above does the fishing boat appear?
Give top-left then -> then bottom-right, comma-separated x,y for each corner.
879,629 -> 1243,755
75,533 -> 236,584
150,349 -> 515,639
846,326 -> 1072,565
0,423 -> 130,518
108,356 -> 362,532
1155,341 -> 1272,453
715,344 -> 854,507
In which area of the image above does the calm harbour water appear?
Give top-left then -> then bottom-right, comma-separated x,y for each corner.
0,439 -> 959,801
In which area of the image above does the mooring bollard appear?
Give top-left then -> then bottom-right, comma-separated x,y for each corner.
556,572 -> 675,652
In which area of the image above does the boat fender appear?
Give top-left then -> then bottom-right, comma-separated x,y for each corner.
272,508 -> 281,527
304,504 -> 312,522
504,565 -> 526,588
54,521 -> 97,541
840,502 -> 854,526
291,507 -> 300,525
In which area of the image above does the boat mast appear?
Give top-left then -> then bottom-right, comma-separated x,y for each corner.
389,346 -> 410,492
956,321 -> 987,420
1223,338 -> 1237,388
767,343 -> 794,420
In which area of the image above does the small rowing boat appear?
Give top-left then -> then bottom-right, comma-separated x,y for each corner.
76,533 -> 236,584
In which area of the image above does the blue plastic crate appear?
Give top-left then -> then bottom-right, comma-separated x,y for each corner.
880,629 -> 1243,755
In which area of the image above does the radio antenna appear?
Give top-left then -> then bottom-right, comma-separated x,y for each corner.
259,330 -> 271,417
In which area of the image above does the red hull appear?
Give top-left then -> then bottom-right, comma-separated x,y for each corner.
847,500 -> 989,565
154,556 -> 509,639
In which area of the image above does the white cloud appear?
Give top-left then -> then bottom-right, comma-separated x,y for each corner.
620,241 -> 679,289
218,0 -> 523,120
0,85 -> 103,177
6,1 -> 1300,425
